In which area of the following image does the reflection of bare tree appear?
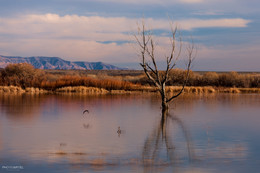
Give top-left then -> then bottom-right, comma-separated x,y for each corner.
142,110 -> 194,172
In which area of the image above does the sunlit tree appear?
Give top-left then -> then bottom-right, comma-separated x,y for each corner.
134,20 -> 195,112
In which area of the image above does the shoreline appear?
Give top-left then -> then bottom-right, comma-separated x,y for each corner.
0,85 -> 259,95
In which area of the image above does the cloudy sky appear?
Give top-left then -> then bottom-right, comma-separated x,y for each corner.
0,0 -> 259,71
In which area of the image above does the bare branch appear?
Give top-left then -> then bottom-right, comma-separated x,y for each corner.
166,39 -> 195,103
135,20 -> 162,88
134,19 -> 195,110
145,63 -> 157,75
162,25 -> 181,84
148,39 -> 161,85
141,63 -> 161,89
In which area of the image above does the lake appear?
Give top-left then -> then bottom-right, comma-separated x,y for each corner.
0,93 -> 260,173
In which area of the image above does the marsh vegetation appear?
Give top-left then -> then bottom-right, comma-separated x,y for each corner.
0,63 -> 259,94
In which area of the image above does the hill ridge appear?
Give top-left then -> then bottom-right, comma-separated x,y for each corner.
0,55 -> 124,70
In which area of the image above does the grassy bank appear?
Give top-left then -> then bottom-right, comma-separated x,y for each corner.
0,63 -> 259,95
1,85 -> 260,95
0,86 -> 48,94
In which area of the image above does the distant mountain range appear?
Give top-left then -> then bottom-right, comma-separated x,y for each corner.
0,55 -> 125,70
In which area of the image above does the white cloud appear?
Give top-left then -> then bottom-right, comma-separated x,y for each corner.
180,0 -> 204,3
0,38 -> 136,63
0,13 -> 250,35
88,0 -> 204,5
177,18 -> 250,30
192,10 -> 224,16
0,13 -> 252,64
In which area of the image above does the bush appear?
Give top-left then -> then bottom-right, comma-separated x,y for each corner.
167,69 -> 186,85
0,63 -> 259,90
136,70 -> 260,88
39,75 -> 139,91
201,72 -> 218,86
0,63 -> 46,88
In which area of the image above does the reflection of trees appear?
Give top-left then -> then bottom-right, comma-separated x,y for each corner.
0,94 -> 45,121
142,110 -> 194,172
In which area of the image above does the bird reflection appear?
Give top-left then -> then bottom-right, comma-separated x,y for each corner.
142,109 -> 195,172
82,109 -> 93,130
117,126 -> 126,137
60,143 -> 67,147
83,123 -> 91,129
117,126 -> 122,137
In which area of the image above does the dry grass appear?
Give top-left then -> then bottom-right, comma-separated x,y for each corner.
236,88 -> 260,93
39,75 -> 141,91
25,87 -> 48,94
222,88 -> 241,93
56,86 -> 109,94
0,86 -> 48,94
167,86 -> 216,94
0,64 -> 259,95
0,85 -> 259,95
166,86 -> 260,94
0,86 -> 25,93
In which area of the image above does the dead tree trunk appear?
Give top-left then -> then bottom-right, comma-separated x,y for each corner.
135,20 -> 195,111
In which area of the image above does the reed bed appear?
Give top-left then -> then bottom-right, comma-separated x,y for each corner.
0,85 -> 259,95
166,86 -> 260,94
238,88 -> 260,94
166,86 -> 216,94
56,86 -> 109,94
0,86 -> 25,93
0,86 -> 48,94
0,63 -> 259,95
25,87 -> 48,94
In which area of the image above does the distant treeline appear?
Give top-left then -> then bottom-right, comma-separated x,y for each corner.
0,63 -> 139,91
0,63 -> 259,90
137,70 -> 260,88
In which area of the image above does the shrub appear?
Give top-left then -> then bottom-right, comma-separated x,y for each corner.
201,72 -> 219,86
38,75 -> 140,91
0,63 -> 46,88
167,69 -> 186,85
0,63 -> 259,90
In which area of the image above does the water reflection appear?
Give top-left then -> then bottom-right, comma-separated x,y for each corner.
0,94 -> 45,121
83,123 -> 91,129
1,93 -> 259,121
0,94 -> 259,173
142,109 -> 194,172
117,126 -> 122,137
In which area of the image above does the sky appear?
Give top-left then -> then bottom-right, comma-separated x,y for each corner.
0,0 -> 259,71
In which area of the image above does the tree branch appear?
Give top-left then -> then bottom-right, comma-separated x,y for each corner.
140,63 -> 161,89
135,19 -> 195,107
166,40 -> 195,103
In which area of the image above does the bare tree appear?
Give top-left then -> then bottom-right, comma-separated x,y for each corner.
134,20 -> 195,111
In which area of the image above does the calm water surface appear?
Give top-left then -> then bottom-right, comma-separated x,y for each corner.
0,93 -> 260,173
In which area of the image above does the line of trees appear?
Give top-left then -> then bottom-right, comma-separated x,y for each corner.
0,63 -> 139,91
136,69 -> 260,88
0,63 -> 259,90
